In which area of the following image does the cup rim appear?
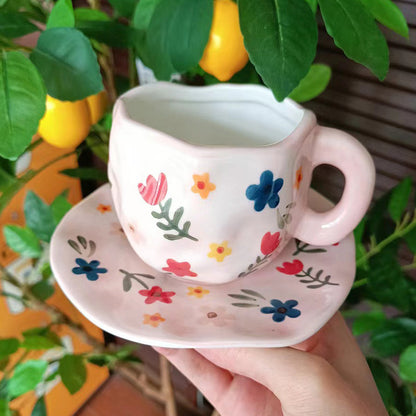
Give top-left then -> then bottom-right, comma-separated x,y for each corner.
112,82 -> 317,155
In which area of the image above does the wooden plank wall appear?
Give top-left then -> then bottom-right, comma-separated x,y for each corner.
305,0 -> 416,203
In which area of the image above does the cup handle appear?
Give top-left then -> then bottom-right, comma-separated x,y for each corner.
293,126 -> 375,245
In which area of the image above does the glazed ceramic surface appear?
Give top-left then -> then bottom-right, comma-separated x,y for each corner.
108,82 -> 374,284
50,184 -> 356,348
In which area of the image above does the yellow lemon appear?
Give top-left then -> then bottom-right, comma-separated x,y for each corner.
86,90 -> 108,125
199,0 -> 249,81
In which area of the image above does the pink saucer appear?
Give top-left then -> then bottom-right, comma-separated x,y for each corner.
50,184 -> 355,348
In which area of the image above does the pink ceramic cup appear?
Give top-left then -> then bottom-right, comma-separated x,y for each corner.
108,82 -> 375,284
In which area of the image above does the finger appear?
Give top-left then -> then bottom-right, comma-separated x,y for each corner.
154,347 -> 282,416
293,312 -> 383,408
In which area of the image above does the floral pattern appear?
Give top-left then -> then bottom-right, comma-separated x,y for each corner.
276,259 -> 304,275
261,231 -> 281,255
97,204 -> 112,214
294,167 -> 303,190
187,286 -> 210,298
191,173 -> 216,199
138,286 -> 176,304
208,241 -> 232,262
246,170 -> 284,212
261,299 -> 301,322
72,258 -> 107,281
162,259 -> 197,277
143,313 -> 165,328
138,173 -> 168,205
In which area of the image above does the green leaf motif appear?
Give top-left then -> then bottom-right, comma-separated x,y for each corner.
59,355 -> 87,395
238,0 -> 317,101
74,8 -> 110,22
0,11 -> 38,38
387,177 -> 412,222
46,0 -> 74,29
317,0 -> 389,80
30,27 -> 103,101
241,289 -> 266,299
146,0 -> 213,79
60,167 -> 108,182
352,310 -> 386,336
31,396 -> 46,416
8,360 -> 48,398
228,294 -> 257,301
0,51 -> 46,160
359,0 -> 408,38
51,193 -> 72,225
399,345 -> 416,382
289,64 -> 332,103
24,191 -> 55,242
0,338 -> 19,360
3,225 -> 41,258
371,317 -> 416,357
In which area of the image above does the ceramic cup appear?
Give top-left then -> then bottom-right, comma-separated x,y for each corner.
108,82 -> 375,284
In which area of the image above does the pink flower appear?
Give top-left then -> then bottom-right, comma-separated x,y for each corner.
260,231 -> 281,255
138,173 -> 168,205
138,286 -> 175,304
276,260 -> 303,275
162,259 -> 197,277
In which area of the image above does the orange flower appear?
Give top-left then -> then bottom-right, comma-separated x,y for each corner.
294,167 -> 303,190
191,173 -> 216,199
208,241 -> 232,262
187,286 -> 210,298
143,313 -> 165,328
97,204 -> 112,213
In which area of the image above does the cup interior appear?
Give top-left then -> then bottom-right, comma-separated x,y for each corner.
120,84 -> 304,147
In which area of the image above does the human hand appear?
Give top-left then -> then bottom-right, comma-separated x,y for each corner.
154,312 -> 387,416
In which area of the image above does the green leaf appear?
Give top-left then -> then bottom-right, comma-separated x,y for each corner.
0,11 -> 38,38
0,379 -> 8,400
3,225 -> 41,258
371,317 -> 416,357
74,8 -> 110,22
31,396 -> 46,416
367,358 -> 395,410
359,0 -> 408,39
50,193 -> 72,225
24,191 -> 55,242
0,358 -> 9,372
8,360 -> 48,398
30,281 -> 54,302
0,0 -> 7,6
239,0 -> 317,101
86,136 -> 108,163
304,0 -> 317,13
60,167 -> 108,182
146,0 -> 213,79
21,335 -> 57,350
0,399 -> 10,416
59,355 -> 87,394
0,338 -> 19,360
289,64 -> 331,102
46,0 -> 74,29
30,27 -> 103,101
317,0 -> 389,80
75,20 -> 134,48
404,227 -> 416,254
0,157 -> 17,191
399,345 -> 416,382
108,0 -> 138,17
0,51 -> 46,160
352,310 -> 386,336
388,177 -> 412,222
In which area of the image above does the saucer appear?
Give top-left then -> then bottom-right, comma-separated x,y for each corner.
50,184 -> 355,348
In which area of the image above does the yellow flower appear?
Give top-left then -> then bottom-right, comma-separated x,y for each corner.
208,241 -> 232,262
143,313 -> 165,328
187,286 -> 210,298
191,173 -> 216,199
97,204 -> 112,213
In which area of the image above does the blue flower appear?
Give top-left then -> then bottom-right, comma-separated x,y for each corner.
246,170 -> 284,212
261,299 -> 301,322
72,258 -> 107,281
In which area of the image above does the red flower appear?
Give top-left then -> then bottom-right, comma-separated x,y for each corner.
260,231 -> 281,255
276,260 -> 303,275
162,259 -> 197,277
138,173 -> 168,205
138,286 -> 176,304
